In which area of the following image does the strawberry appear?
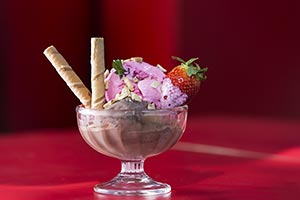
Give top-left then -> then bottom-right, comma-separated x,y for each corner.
167,56 -> 207,103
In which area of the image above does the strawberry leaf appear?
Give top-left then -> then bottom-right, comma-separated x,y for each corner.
112,59 -> 126,78
172,56 -> 186,63
172,56 -> 208,81
199,67 -> 208,73
196,67 -> 208,80
187,66 -> 199,76
185,57 -> 199,66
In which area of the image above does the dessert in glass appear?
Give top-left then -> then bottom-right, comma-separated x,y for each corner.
76,103 -> 187,195
44,37 -> 206,196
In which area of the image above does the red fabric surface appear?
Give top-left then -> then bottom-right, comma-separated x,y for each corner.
1,116 -> 300,200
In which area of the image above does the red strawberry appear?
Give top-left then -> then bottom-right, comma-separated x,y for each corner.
167,56 -> 207,103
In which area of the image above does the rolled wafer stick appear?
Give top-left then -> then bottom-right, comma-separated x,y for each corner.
91,37 -> 105,109
43,46 -> 91,108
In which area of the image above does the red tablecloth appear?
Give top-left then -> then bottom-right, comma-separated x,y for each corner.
0,116 -> 300,200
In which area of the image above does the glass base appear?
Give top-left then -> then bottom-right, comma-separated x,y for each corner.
94,172 -> 171,196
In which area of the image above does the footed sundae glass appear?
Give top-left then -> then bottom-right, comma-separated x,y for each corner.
76,105 -> 188,196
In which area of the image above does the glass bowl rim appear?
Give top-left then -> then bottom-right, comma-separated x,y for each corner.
76,104 -> 188,115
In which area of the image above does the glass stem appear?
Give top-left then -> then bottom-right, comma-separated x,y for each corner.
120,160 -> 145,174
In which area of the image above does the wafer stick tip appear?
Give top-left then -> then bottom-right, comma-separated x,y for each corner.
43,45 -> 57,55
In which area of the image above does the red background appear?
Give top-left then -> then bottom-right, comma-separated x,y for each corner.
1,0 -> 300,131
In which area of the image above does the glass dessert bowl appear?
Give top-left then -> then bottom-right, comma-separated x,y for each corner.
76,105 -> 188,196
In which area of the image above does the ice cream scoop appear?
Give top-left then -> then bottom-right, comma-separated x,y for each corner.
104,58 -> 188,109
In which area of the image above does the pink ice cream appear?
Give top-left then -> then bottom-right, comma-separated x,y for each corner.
104,58 -> 187,109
